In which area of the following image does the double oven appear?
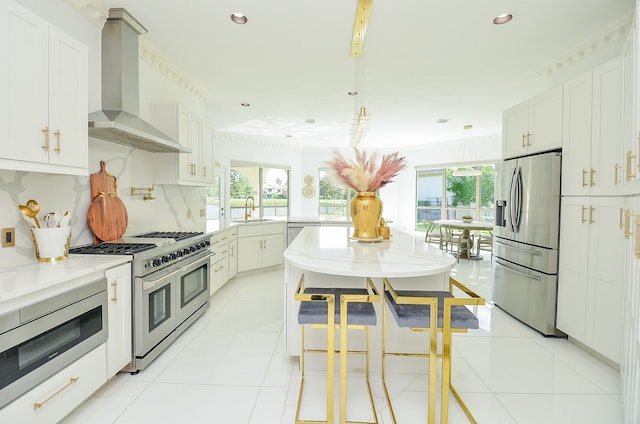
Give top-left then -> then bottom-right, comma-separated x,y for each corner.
70,231 -> 213,373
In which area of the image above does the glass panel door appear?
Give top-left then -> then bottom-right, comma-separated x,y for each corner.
180,263 -> 207,307
149,284 -> 172,332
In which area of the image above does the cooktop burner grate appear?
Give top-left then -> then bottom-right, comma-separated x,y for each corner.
133,231 -> 203,241
69,243 -> 157,255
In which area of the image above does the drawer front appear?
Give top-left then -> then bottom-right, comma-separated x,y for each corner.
238,225 -> 262,238
0,344 -> 107,423
210,257 -> 229,295
262,222 -> 285,236
211,231 -> 229,255
228,228 -> 238,241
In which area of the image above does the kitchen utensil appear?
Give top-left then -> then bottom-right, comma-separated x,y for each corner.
87,161 -> 128,241
59,210 -> 72,227
18,204 -> 40,228
42,210 -> 63,228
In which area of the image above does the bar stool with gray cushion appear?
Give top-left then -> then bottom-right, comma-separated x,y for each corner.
382,277 -> 484,424
295,274 -> 380,424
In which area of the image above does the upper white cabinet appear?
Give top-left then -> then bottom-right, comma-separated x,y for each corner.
151,103 -> 215,186
622,22 -> 640,195
562,58 -> 623,196
0,0 -> 88,175
502,87 -> 563,159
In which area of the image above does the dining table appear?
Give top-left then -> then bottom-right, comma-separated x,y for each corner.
433,219 -> 494,260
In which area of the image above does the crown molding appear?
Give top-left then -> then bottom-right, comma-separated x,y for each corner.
540,13 -> 632,76
138,40 -> 210,103
64,0 -> 107,26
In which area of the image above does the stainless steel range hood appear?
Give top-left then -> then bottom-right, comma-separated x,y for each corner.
88,9 -> 189,153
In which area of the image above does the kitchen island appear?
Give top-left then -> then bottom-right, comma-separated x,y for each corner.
283,226 -> 456,359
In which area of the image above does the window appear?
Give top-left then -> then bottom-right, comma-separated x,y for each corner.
416,165 -> 495,230
318,169 -> 353,220
229,163 -> 289,220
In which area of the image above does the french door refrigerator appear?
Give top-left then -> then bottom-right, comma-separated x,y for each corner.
492,150 -> 564,336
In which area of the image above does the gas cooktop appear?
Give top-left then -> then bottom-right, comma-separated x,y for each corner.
69,231 -> 206,255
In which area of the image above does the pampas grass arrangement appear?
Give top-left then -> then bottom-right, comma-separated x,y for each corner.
326,147 -> 406,192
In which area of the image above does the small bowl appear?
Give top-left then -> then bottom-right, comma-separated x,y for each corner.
461,217 -> 473,223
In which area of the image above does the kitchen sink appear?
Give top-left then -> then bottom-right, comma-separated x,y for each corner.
231,218 -> 276,223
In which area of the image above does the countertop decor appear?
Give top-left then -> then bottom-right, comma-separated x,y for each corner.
326,147 -> 406,241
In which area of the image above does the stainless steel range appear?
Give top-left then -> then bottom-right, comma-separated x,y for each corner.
70,231 -> 213,372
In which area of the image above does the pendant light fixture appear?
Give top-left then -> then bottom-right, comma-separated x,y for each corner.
452,125 -> 482,176
349,0 -> 372,147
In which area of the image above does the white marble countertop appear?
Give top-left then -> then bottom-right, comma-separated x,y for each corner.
283,226 -> 455,278
0,255 -> 131,313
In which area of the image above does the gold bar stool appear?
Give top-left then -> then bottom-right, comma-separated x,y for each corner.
295,274 -> 380,424
381,277 -> 484,424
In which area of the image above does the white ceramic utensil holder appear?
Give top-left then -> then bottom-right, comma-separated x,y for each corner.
30,226 -> 71,262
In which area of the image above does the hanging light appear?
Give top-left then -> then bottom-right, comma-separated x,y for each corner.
349,0 -> 372,147
452,125 -> 482,176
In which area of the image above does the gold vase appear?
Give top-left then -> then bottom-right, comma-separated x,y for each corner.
350,191 -> 383,240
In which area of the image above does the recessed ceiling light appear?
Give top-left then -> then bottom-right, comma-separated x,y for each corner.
231,12 -> 248,24
285,134 -> 292,138
348,91 -> 358,96
493,13 -> 513,25
241,102 -> 250,107
437,118 -> 450,123
305,118 -> 315,124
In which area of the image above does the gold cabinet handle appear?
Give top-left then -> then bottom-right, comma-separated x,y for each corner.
526,132 -> 532,146
627,151 -> 637,181
202,166 -> 207,177
589,206 -> 595,224
33,377 -> 79,410
615,164 -> 621,186
41,126 -> 50,150
590,168 -> 596,187
620,208 -> 624,230
625,209 -> 633,239
222,236 -> 227,241
214,265 -> 224,272
111,280 -> 118,303
53,130 -> 61,152
521,133 -> 527,148
581,206 -> 587,224
581,170 -> 588,188
231,246 -> 235,256
221,249 -> 228,255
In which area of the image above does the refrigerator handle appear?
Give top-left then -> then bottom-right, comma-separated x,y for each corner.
494,239 -> 543,256
494,259 -> 542,282
514,166 -> 523,232
508,167 -> 518,232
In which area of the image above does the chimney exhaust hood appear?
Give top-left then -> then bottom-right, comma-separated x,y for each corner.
88,9 -> 189,153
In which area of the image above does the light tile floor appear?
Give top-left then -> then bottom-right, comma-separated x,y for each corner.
63,253 -> 622,424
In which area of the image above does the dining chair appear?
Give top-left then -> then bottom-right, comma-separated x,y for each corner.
475,229 -> 493,258
422,220 -> 444,249
295,273 -> 380,424
381,276 -> 485,424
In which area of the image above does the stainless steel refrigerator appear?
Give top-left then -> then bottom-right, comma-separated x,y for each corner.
492,150 -> 563,336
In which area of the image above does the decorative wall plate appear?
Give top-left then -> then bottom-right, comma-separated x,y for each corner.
304,175 -> 314,185
303,186 -> 316,198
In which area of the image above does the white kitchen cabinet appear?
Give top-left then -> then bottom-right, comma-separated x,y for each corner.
151,103 -> 215,186
210,230 -> 229,295
0,344 -> 106,424
621,196 -> 640,424
557,196 -> 626,363
105,263 -> 132,378
622,21 -> 640,195
562,58 -> 623,196
228,227 -> 238,279
502,86 -> 563,159
237,222 -> 285,273
0,0 -> 88,176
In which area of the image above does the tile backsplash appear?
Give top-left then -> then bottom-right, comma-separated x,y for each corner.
0,139 -> 206,265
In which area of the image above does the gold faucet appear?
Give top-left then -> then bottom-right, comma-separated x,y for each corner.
244,196 -> 255,220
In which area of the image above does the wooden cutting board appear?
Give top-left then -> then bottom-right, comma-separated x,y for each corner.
88,161 -> 128,242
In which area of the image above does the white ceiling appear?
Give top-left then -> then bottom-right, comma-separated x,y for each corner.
99,0 -> 635,149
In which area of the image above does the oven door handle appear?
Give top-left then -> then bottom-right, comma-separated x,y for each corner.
180,252 -> 216,273
142,268 -> 182,291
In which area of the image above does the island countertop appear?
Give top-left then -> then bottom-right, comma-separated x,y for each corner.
283,226 -> 455,278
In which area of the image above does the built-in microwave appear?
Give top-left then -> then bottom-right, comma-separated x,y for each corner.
0,278 -> 108,409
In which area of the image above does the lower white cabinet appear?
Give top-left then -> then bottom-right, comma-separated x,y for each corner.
237,222 -> 285,273
228,228 -> 238,280
210,230 -> 229,295
105,263 -> 132,378
0,344 -> 106,423
557,196 -> 626,363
